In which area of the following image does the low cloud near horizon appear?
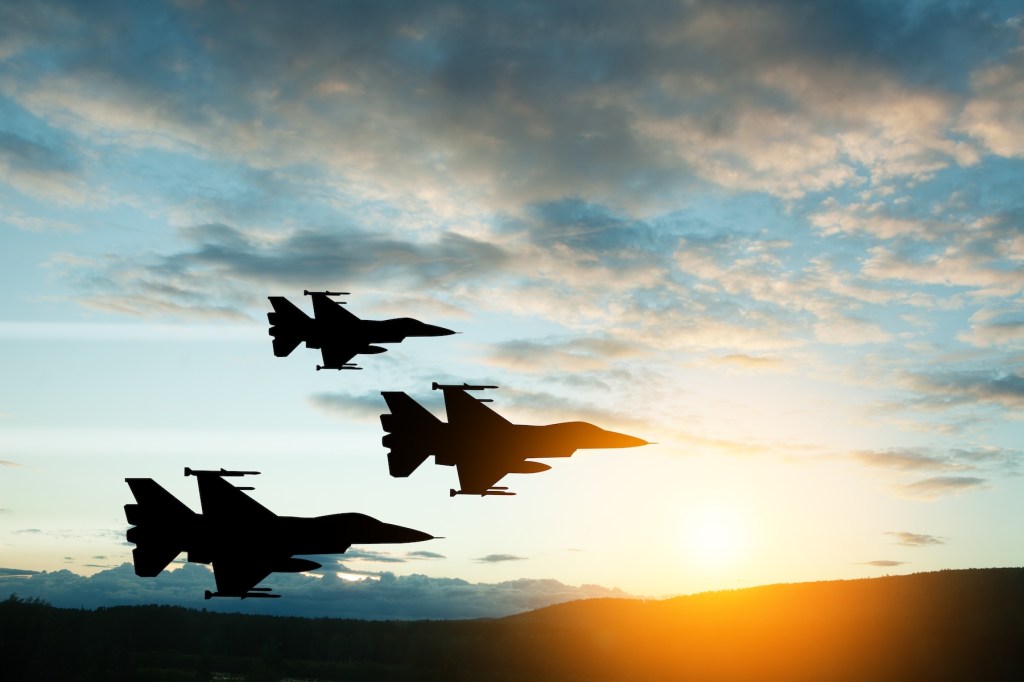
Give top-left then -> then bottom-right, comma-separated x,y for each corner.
0,563 -> 628,620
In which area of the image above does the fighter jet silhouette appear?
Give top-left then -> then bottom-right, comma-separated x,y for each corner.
381,383 -> 650,496
124,467 -> 436,599
268,290 -> 456,371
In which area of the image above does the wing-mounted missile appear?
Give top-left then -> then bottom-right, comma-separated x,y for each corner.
449,487 -> 517,497
205,589 -> 281,600
431,382 -> 499,391
303,290 -> 349,297
317,363 -> 362,371
304,289 -> 349,303
431,382 -> 499,402
184,467 -> 260,478
184,467 -> 259,490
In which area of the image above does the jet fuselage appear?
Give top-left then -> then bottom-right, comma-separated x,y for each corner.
303,318 -> 453,349
133,513 -> 432,567
433,421 -> 648,466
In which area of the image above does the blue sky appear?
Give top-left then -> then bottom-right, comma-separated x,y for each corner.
1,0 -> 1022,618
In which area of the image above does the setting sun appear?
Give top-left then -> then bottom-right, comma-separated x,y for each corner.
685,506 -> 748,566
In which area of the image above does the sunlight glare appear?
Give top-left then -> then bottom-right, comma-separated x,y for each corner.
685,505 -> 748,566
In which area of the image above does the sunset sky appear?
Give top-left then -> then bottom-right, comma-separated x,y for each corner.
1,0 -> 1022,619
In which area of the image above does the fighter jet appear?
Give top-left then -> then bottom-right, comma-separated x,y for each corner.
381,383 -> 650,497
124,467 -> 436,599
267,290 -> 456,371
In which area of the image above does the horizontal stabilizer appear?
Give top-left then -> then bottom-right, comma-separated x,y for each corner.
125,478 -> 195,577
380,392 -> 442,477
271,334 -> 303,358
132,544 -> 182,577
388,449 -> 432,478
267,296 -> 312,357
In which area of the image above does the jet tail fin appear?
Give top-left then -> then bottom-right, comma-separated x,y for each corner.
124,478 -> 196,577
380,392 -> 442,477
267,296 -> 312,357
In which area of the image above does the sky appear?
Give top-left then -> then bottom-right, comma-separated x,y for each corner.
1,0 -> 1022,619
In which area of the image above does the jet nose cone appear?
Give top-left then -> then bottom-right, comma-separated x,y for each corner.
600,430 -> 650,448
419,322 -> 457,337
371,520 -> 436,544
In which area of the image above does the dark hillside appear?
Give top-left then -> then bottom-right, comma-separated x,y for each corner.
2,568 -> 1022,681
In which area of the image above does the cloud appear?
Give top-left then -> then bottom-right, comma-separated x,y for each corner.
959,39 -> 1024,157
308,391 -> 387,422
0,130 -> 77,175
860,560 -> 908,567
850,446 -> 1017,498
4,0 -> 1017,220
0,128 -> 87,204
712,354 -> 788,373
898,476 -> 987,499
862,243 -> 1024,298
885,532 -> 946,547
1,460 -> 25,467
847,444 -> 1015,497
0,567 -> 39,577
851,449 -> 970,472
813,314 -> 892,345
958,309 -> 1024,349
0,563 -> 629,620
337,548 -> 408,564
476,554 -> 527,564
904,370 -> 1024,410
2,208 -> 79,233
406,551 -> 446,560
58,223 -> 514,320
485,336 -> 645,374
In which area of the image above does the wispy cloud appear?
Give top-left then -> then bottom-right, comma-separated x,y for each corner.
860,560 -> 908,567
898,476 -> 987,499
57,224 -> 514,321
0,567 -> 40,577
885,532 -> 946,547
307,391 -> 387,422
851,449 -> 970,472
476,554 -> 528,564
485,336 -> 646,374
904,370 -> 1024,410
339,548 -> 408,564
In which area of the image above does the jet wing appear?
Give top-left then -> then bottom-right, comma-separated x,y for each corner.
311,292 -> 360,324
455,455 -> 515,495
195,474 -> 275,523
211,556 -> 276,597
319,341 -> 362,369
442,387 -> 513,430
